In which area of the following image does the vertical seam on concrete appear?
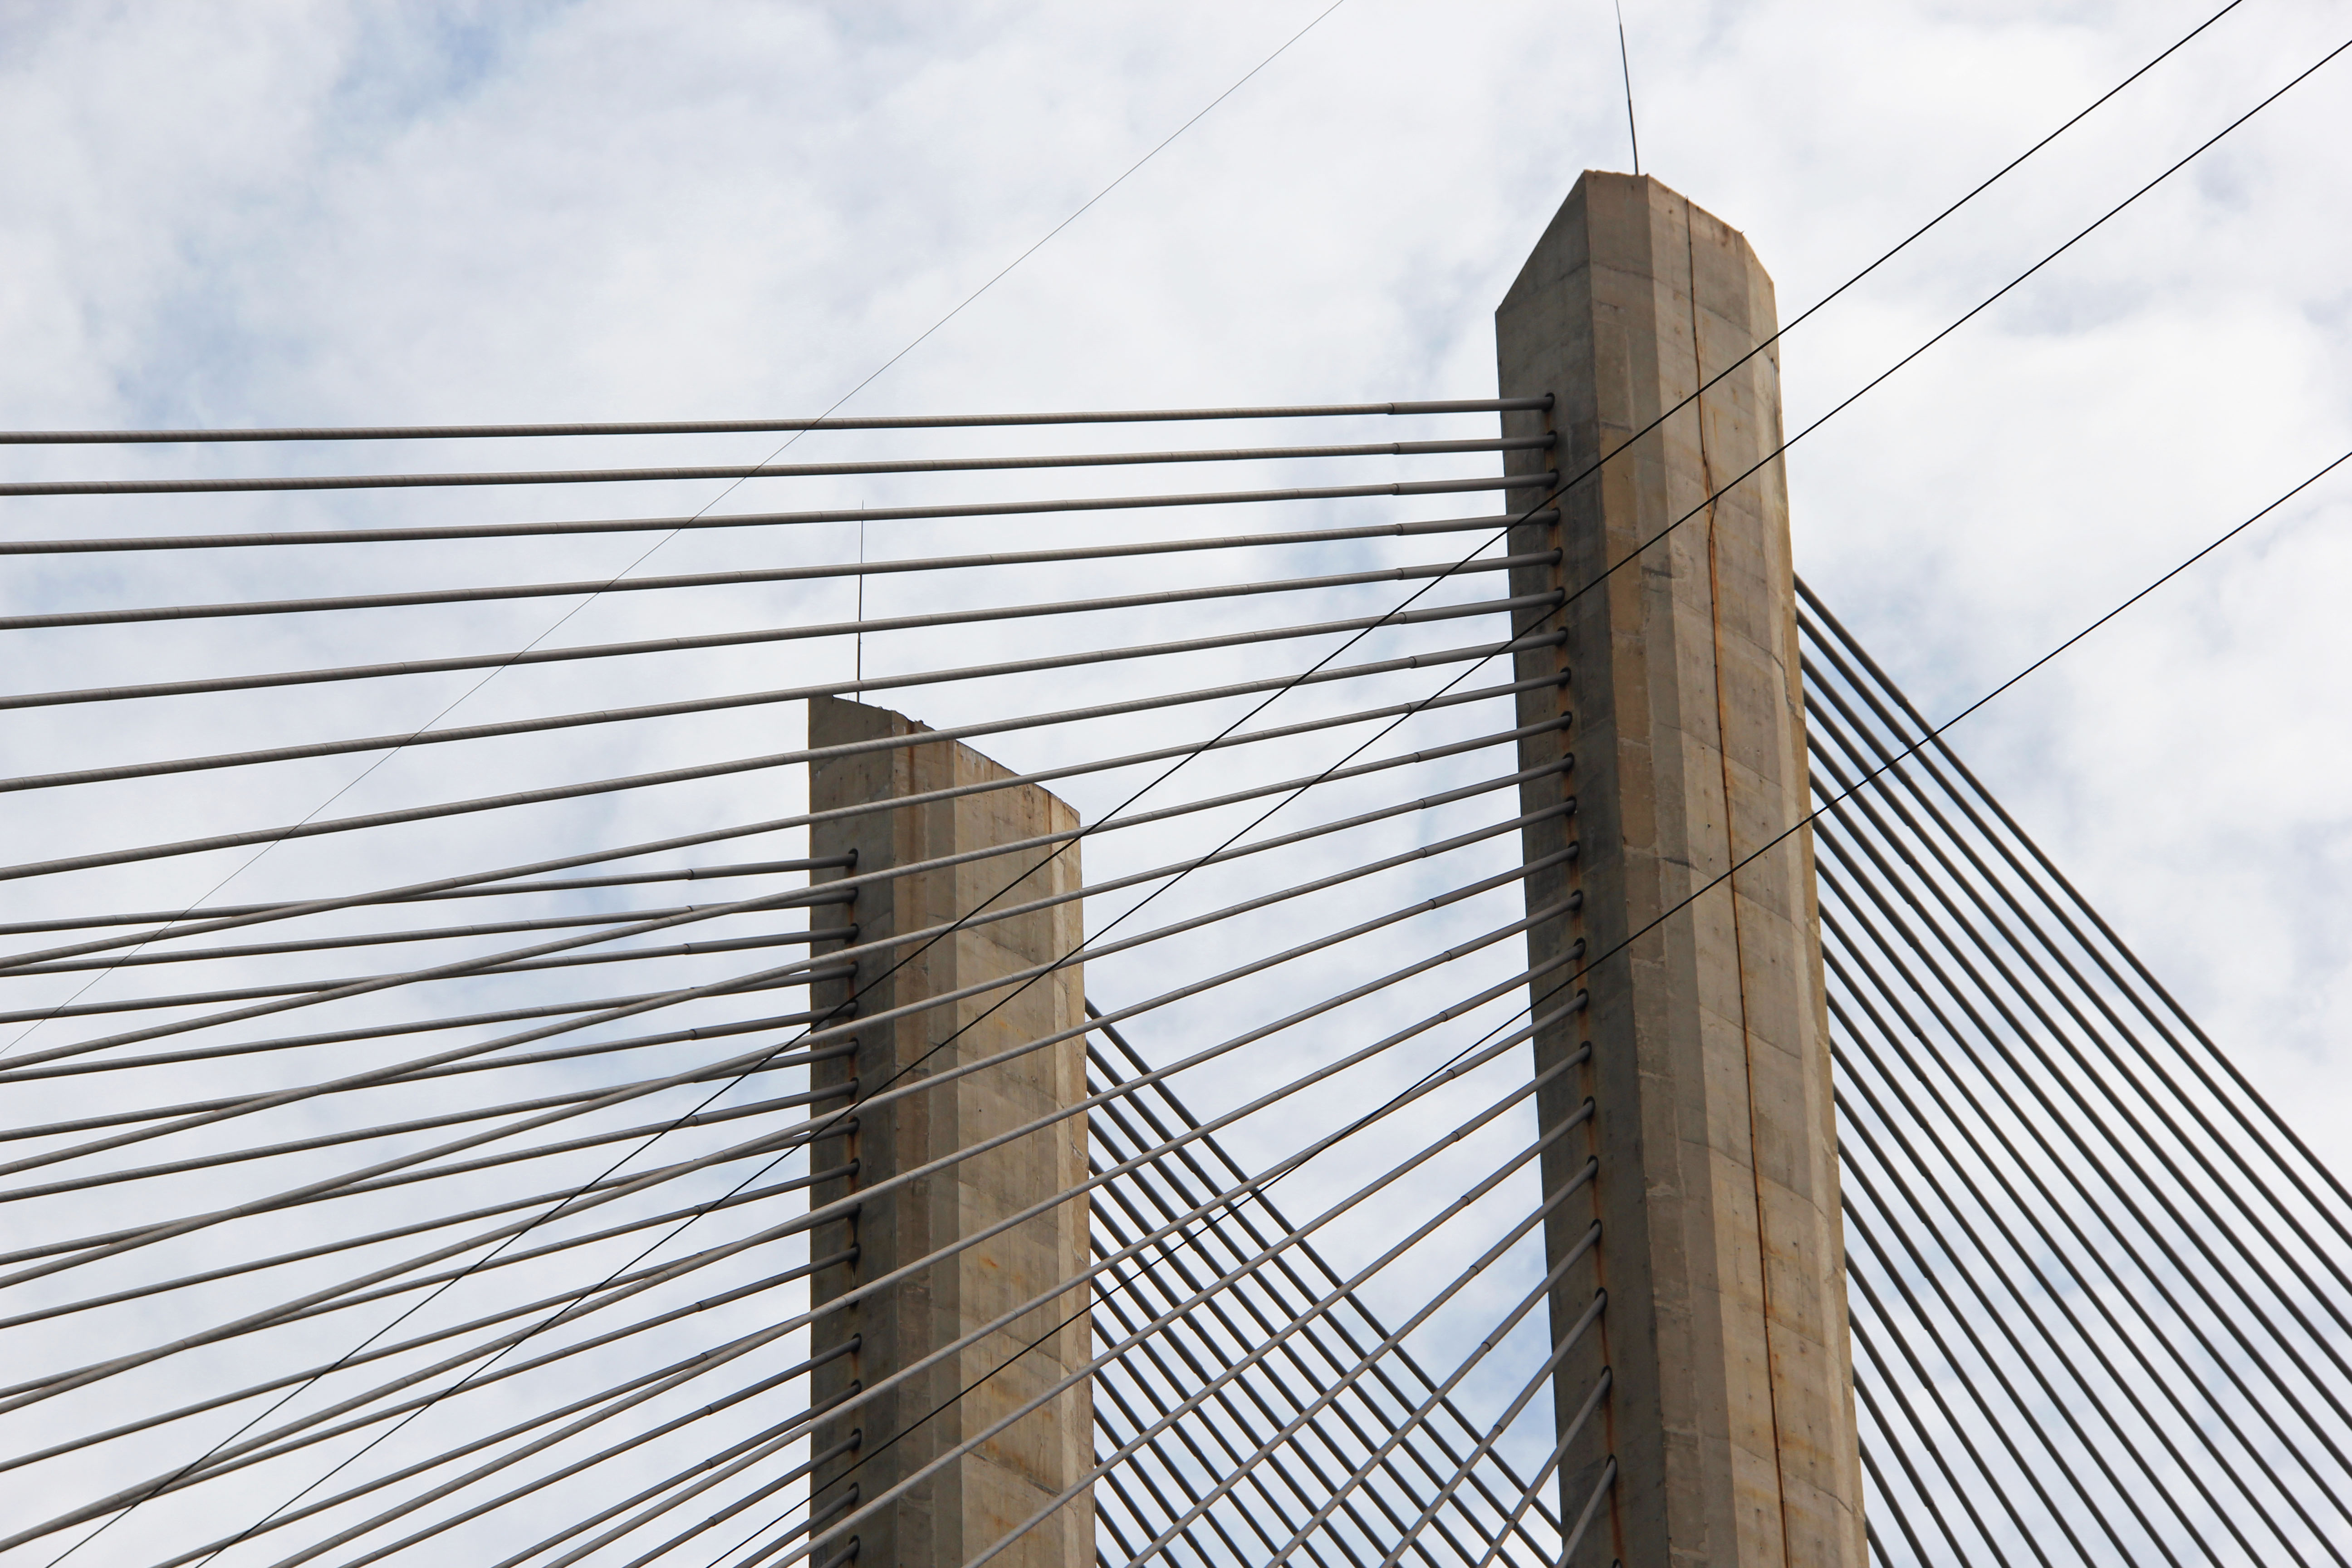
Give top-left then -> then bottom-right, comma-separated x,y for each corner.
1687,196 -> 1796,1568
1551,369 -> 1623,1568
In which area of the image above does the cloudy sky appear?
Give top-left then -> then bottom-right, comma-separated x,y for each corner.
3,2 -> 2350,1560
5,0 -> 2345,1147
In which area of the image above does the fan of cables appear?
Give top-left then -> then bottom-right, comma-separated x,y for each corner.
1802,584 -> 2352,1568
0,402 -> 1592,1568
6,399 -> 2348,1568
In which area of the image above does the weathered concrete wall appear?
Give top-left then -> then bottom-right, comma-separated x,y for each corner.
1496,172 -> 1865,1568
805,696 -> 1093,1568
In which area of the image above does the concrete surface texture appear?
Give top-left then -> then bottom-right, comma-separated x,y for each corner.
805,696 -> 1093,1568
1496,171 -> 1867,1568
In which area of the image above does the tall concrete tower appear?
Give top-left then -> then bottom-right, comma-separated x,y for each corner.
1496,172 -> 1868,1567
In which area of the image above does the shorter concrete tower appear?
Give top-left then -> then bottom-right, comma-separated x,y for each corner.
805,696 -> 1094,1568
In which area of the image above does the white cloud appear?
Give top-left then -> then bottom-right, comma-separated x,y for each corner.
5,0 -> 2349,1556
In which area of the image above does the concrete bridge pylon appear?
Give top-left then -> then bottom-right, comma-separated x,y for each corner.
1497,171 -> 1868,1568
804,696 -> 1094,1568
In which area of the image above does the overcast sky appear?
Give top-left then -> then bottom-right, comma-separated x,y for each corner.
5,0 -> 2343,1151
4,5 -> 2350,1559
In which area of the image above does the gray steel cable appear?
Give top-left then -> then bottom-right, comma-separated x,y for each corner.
1839,1186 -> 2146,1564
1817,853 -> 2352,1517
960,1121 -> 1598,1568
1850,1277 -> 2054,1568
0,537 -> 1544,637
1826,964 -> 2352,1558
1807,720 -> 2352,1377
5,677 -> 1543,982
0,638 -> 1563,884
1086,1187 -> 1446,1568
1086,1241 -> 1389,1568
0,576 -> 1552,804
1803,589 -> 2352,1299
23,884 -> 1562,1457
61,1031 -> 1574,1567
1854,1370 -> 1969,1566
132,1269 -> 857,1525
0,473 -> 1540,554
482,1430 -> 861,1568
1800,578 -> 2352,1248
1091,1369 -> 1283,1568
0,1070 -> 848,1204
627,1479 -> 860,1568
2,1026 -> 844,1146
12,751 -> 1557,1165
1854,1330 -> 2014,1565
1,1150 -> 852,1421
1832,1057 -> 2293,1564
1797,701 -> 2333,1561
1084,1088 -> 1542,1564
0,1095 -> 841,1352
0,1156 -> 849,1336
1083,1098 -> 1509,1564
1821,923 -> 2352,1546
176,1348 -> 851,1568
0,714 -> 1543,1061
4,709 -> 1551,1017
1813,833 -> 2352,1473
1159,1223 -> 1602,1568
0,855 -> 849,935
0,970 -> 797,1027
1460,1368 -> 1612,1568
0,537 -> 1549,713
0,433 -> 1551,498
1555,1457 -> 1617,1568
642,975 -> 1594,1568
6,918 -> 850,981
2,676 -> 1558,974
0,1269 -> 856,1550
1329,1291 -> 1607,1568
0,1098 -> 840,1268
0,894 -> 846,973
4,704 -> 1562,1110
139,1334 -> 846,1568
0,987 -> 825,1069
0,397 -> 1549,445
254,564 -> 1558,1485
1087,1015 -> 1568,1541
5,883 -> 848,1056
9,716 -> 1517,1314
488,912 -> 1583,1499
